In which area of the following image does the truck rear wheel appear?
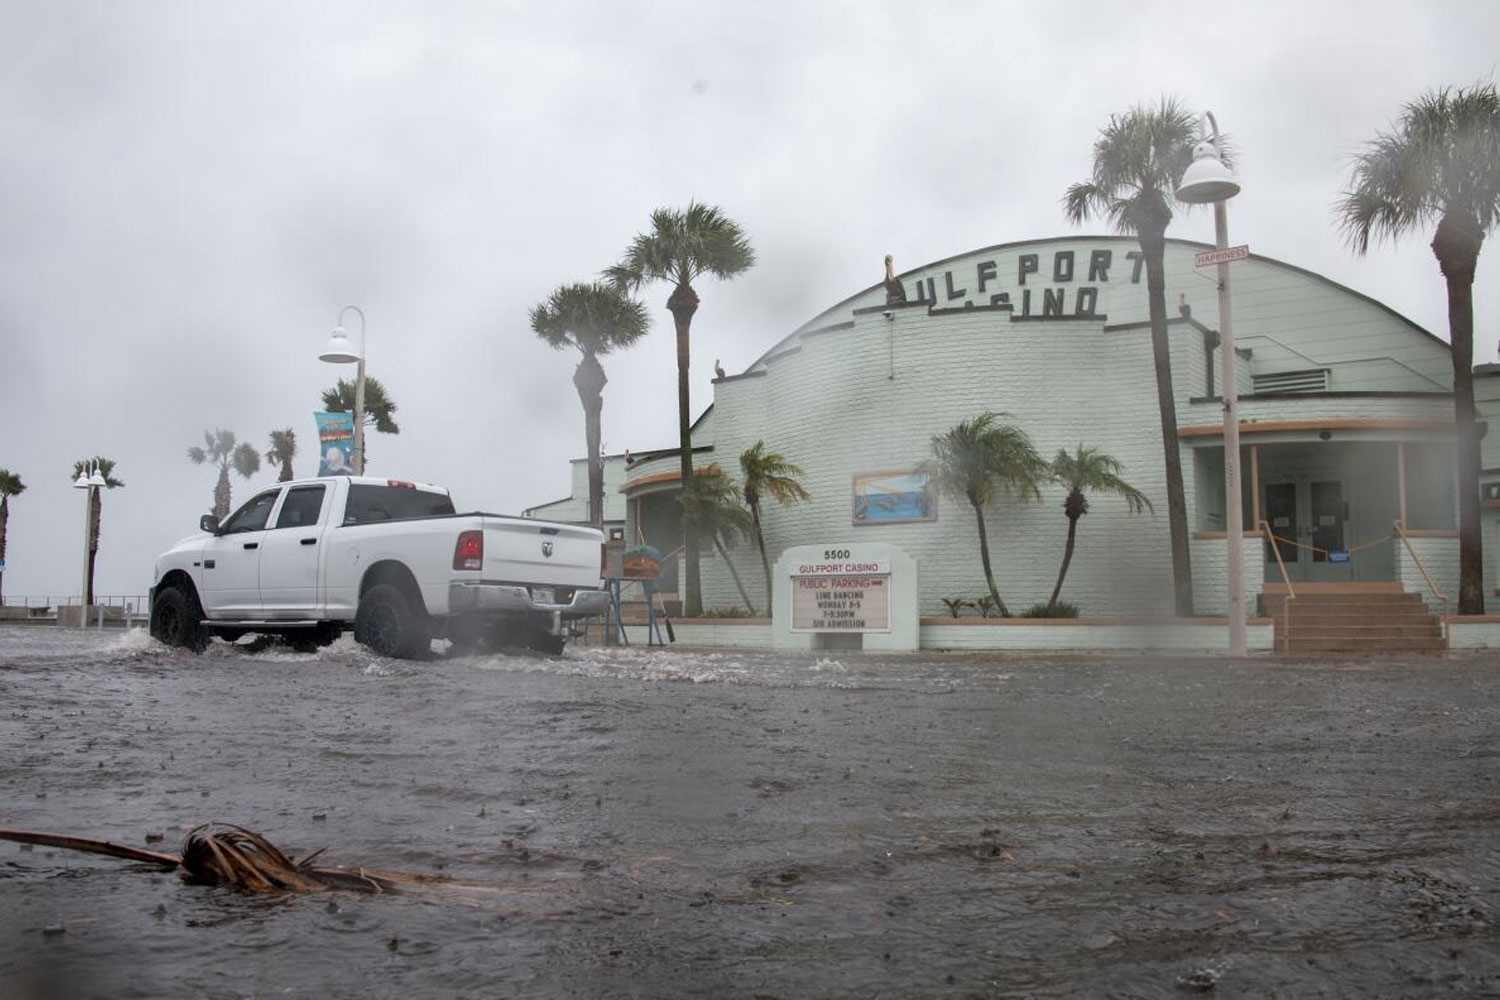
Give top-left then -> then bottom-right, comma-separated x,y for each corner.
150,585 -> 209,653
354,583 -> 432,659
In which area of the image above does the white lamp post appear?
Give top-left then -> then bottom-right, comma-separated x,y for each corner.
319,305 -> 367,475
1176,111 -> 1245,656
72,462 -> 105,626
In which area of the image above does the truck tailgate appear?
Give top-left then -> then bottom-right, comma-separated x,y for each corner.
480,517 -> 601,586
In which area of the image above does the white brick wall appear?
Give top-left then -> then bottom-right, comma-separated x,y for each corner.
1397,535 -> 1460,612
1190,534 -> 1267,616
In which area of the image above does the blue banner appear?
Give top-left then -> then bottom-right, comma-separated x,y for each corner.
315,411 -> 355,476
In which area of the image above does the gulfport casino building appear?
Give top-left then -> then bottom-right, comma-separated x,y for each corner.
526,236 -> 1500,646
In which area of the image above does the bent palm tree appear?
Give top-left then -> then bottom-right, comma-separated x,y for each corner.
1064,97 -> 1201,615
70,457 -> 124,606
677,465 -> 759,615
266,428 -> 298,483
739,441 -> 810,611
1340,83 -> 1500,615
607,202 -> 756,617
1047,445 -> 1152,607
0,468 -> 25,606
188,429 -> 261,519
928,413 -> 1047,617
529,282 -> 650,528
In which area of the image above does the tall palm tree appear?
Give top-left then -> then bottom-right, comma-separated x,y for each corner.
677,465 -> 759,615
928,412 -> 1047,617
0,468 -> 24,606
1339,83 -> 1500,615
529,282 -> 650,528
1047,445 -> 1152,607
1064,97 -> 1201,616
606,202 -> 756,617
70,457 -> 124,606
266,428 -> 298,483
188,429 -> 261,519
739,441 -> 810,611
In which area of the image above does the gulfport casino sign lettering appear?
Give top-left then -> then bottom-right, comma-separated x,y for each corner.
897,247 -> 1151,320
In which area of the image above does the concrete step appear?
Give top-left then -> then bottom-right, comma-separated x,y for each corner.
1288,636 -> 1446,652
1284,611 -> 1438,626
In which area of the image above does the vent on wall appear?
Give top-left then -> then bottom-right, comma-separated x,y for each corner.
1252,368 -> 1329,394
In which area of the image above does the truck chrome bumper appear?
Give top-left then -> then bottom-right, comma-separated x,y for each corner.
449,582 -> 610,617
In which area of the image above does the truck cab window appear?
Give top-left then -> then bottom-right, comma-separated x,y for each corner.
275,485 -> 327,529
223,491 -> 279,533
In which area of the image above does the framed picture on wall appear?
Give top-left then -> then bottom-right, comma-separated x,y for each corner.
852,470 -> 936,525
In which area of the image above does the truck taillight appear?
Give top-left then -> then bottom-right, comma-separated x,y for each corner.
600,542 -> 608,579
454,530 -> 484,571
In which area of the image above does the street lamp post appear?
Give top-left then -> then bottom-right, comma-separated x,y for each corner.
1176,111 -> 1246,657
73,462 -> 105,626
319,305 -> 367,475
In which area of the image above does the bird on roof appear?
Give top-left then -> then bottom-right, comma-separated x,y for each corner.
884,254 -> 907,306
714,359 -> 726,379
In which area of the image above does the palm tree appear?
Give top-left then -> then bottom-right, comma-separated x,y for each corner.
0,468 -> 25,606
70,457 -> 124,606
1339,83 -> 1500,615
1064,97 -> 1202,616
928,412 -> 1047,617
266,428 -> 298,483
606,202 -> 756,617
529,282 -> 650,528
1047,445 -> 1153,607
322,376 -> 400,469
677,465 -> 758,615
188,429 -> 261,519
739,441 -> 810,611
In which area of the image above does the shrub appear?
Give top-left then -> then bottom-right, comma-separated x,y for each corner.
939,597 -> 972,618
1021,601 -> 1079,618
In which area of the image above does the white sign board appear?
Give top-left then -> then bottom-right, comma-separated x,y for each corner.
1194,244 -> 1250,268
791,572 -> 890,632
775,543 -> 917,651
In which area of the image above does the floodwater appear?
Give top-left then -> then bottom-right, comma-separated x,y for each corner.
2,627 -> 1499,999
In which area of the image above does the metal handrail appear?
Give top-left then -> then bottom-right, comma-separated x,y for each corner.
1259,520 -> 1296,654
1393,519 -> 1451,647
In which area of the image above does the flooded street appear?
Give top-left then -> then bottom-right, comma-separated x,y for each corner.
2,626 -> 1499,998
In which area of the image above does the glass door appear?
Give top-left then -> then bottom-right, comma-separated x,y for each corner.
1262,477 -> 1352,582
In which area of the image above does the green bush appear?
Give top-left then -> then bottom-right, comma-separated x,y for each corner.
1021,601 -> 1079,618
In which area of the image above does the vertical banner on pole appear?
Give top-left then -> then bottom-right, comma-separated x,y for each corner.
315,412 -> 356,477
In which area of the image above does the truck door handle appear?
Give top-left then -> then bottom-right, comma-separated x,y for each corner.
243,542 -> 259,550
300,538 -> 317,546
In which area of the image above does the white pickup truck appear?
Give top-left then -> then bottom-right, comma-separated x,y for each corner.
149,476 -> 608,658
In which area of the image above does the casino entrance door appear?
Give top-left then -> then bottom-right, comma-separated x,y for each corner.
1262,476 -> 1355,583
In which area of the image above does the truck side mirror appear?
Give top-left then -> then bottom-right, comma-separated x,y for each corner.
200,514 -> 221,534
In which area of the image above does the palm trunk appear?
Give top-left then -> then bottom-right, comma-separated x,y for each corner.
87,490 -> 101,606
712,536 -> 757,615
214,466 -> 231,519
749,500 -> 773,611
970,497 -> 1010,617
1049,512 -> 1082,607
668,282 -> 702,617
1435,216 -> 1485,614
0,495 -> 8,606
1141,226 -> 1194,616
278,460 -> 294,483
574,354 -> 608,530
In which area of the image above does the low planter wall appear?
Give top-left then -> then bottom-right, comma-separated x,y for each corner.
919,617 -> 1277,652
1447,617 -> 1500,649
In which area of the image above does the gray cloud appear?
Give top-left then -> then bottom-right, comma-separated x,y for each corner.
1,0 -> 1497,601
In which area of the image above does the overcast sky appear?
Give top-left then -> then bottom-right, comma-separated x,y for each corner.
2,0 -> 1498,602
